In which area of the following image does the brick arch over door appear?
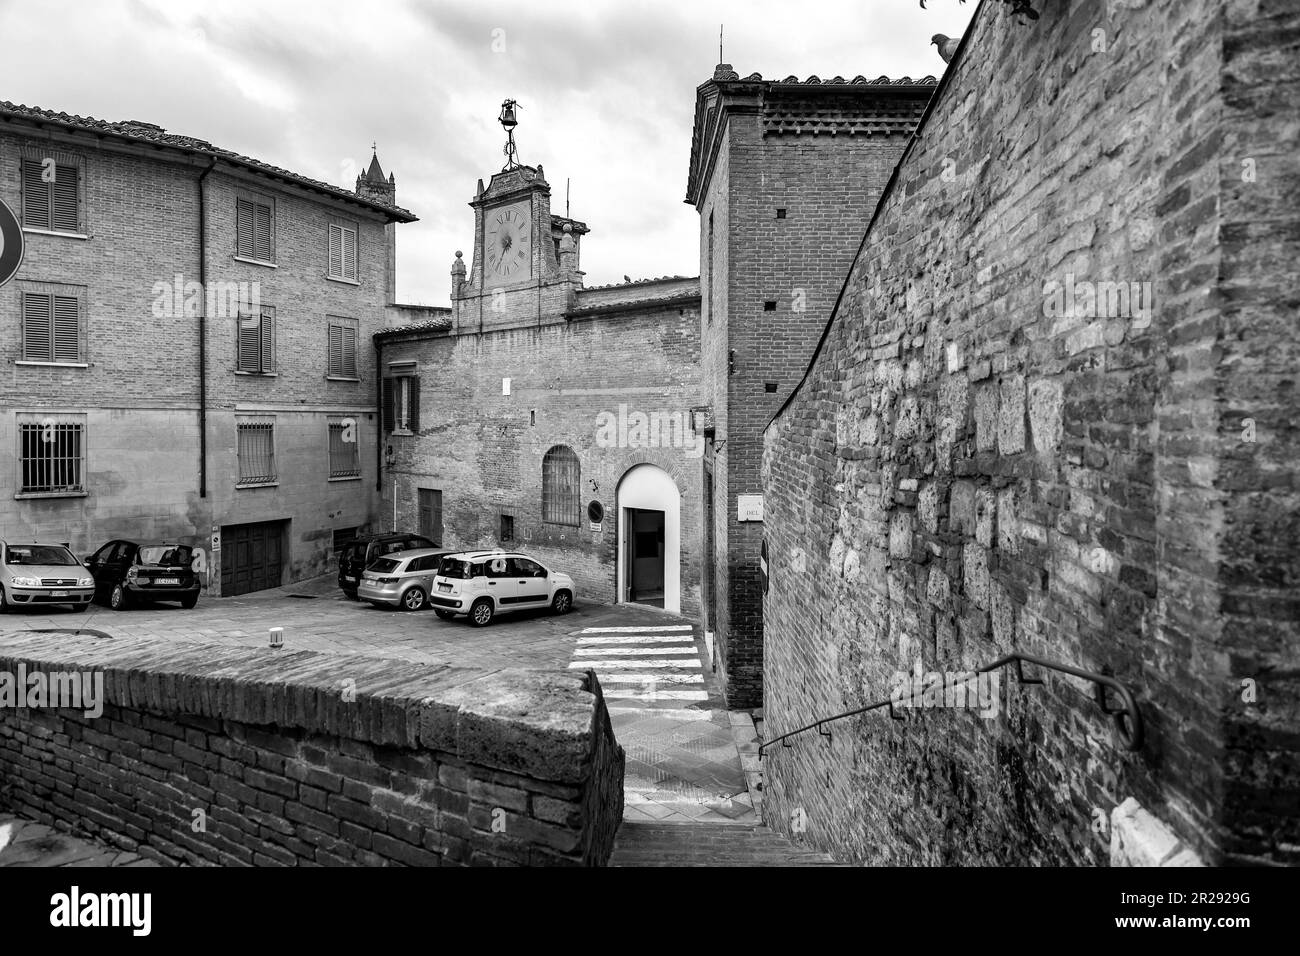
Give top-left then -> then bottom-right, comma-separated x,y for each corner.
616,463 -> 681,615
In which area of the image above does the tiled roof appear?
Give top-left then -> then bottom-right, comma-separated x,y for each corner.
0,101 -> 417,222
570,276 -> 700,317
374,315 -> 453,339
584,275 -> 692,291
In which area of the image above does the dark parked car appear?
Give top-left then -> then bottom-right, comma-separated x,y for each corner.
86,540 -> 200,610
337,532 -> 435,600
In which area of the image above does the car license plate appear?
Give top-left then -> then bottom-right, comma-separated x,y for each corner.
51,590 -> 68,597
156,577 -> 179,585
344,576 -> 357,583
438,583 -> 452,592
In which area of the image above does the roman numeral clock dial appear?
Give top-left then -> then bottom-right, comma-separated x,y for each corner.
485,204 -> 531,280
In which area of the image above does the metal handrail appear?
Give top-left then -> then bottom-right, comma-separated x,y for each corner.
758,652 -> 1144,756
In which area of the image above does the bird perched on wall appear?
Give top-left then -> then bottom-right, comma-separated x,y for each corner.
932,34 -> 960,63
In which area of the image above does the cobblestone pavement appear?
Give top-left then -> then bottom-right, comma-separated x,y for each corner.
0,815 -> 160,867
0,575 -> 764,861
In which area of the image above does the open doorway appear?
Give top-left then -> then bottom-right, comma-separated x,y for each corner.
625,507 -> 665,607
616,463 -> 681,614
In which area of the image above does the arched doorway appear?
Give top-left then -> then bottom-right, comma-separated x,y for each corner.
616,464 -> 680,614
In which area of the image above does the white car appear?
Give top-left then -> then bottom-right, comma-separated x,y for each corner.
430,551 -> 575,626
0,540 -> 96,612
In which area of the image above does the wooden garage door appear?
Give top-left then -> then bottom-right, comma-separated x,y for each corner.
220,520 -> 285,596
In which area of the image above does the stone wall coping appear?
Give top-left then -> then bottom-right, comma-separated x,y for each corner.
0,632 -> 604,786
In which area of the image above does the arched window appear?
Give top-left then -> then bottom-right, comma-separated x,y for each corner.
542,445 -> 581,526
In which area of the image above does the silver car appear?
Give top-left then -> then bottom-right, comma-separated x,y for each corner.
0,540 -> 96,612
356,548 -> 451,611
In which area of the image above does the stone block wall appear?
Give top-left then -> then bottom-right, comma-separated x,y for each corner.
760,0 -> 1298,865
0,633 -> 624,866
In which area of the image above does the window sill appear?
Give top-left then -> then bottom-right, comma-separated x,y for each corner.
22,228 -> 89,241
326,375 -> 361,382
391,428 -> 413,437
15,490 -> 88,500
15,360 -> 89,368
326,275 -> 361,286
236,480 -> 279,489
234,256 -> 278,269
328,474 -> 362,482
234,370 -> 278,377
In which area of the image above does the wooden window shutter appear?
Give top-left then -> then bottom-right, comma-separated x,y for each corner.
342,324 -> 357,377
408,377 -> 420,432
52,166 -> 79,232
23,292 -> 52,361
237,199 -> 255,258
328,225 -> 343,278
260,311 -> 275,372
254,203 -> 273,261
238,313 -> 261,371
381,378 -> 395,431
52,295 -> 80,362
343,227 -> 357,280
328,323 -> 342,375
22,160 -> 50,230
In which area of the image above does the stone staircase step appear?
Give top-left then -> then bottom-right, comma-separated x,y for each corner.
609,822 -> 843,866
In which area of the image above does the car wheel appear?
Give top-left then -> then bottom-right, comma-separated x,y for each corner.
0,585 -> 9,614
180,594 -> 198,610
469,598 -> 494,627
434,609 -> 455,620
109,584 -> 131,611
402,587 -> 427,612
551,590 -> 573,615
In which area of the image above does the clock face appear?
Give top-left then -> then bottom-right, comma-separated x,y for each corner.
485,203 -> 531,280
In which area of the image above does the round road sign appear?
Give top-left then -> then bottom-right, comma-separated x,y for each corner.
0,197 -> 24,287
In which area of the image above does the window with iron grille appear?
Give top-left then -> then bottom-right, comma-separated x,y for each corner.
21,159 -> 80,233
328,418 -> 360,478
236,197 -> 274,262
17,414 -> 86,495
327,318 -> 358,378
328,223 -> 358,281
332,527 -> 358,553
237,421 -> 276,485
381,375 -> 420,433
237,307 -> 275,373
542,445 -> 580,526
21,292 -> 81,363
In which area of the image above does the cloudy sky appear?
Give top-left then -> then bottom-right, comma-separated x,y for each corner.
0,0 -> 973,305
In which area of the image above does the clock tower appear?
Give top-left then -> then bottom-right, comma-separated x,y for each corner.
450,104 -> 589,334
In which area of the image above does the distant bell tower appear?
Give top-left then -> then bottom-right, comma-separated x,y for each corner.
356,146 -> 397,303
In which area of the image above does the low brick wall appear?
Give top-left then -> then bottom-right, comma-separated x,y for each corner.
0,633 -> 624,866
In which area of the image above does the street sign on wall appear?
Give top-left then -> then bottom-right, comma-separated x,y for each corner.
0,198 -> 24,288
737,494 -> 764,522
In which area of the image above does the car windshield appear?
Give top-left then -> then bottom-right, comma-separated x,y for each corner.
370,558 -> 401,573
438,557 -> 477,579
5,545 -> 79,566
138,545 -> 193,567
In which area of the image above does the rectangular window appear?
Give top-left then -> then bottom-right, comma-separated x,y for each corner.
332,527 -> 358,553
328,418 -> 360,478
22,292 -> 81,363
237,308 -> 275,373
500,513 -> 515,542
419,488 -> 443,546
382,375 -> 420,433
22,159 -> 79,233
17,414 -> 86,495
328,319 -> 358,378
236,197 -> 274,262
328,223 -> 358,281
237,421 -> 276,485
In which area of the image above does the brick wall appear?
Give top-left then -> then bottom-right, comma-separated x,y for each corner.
761,0 -> 1298,865
380,296 -> 704,617
693,81 -> 925,706
0,633 -> 624,866
0,126 -> 396,593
